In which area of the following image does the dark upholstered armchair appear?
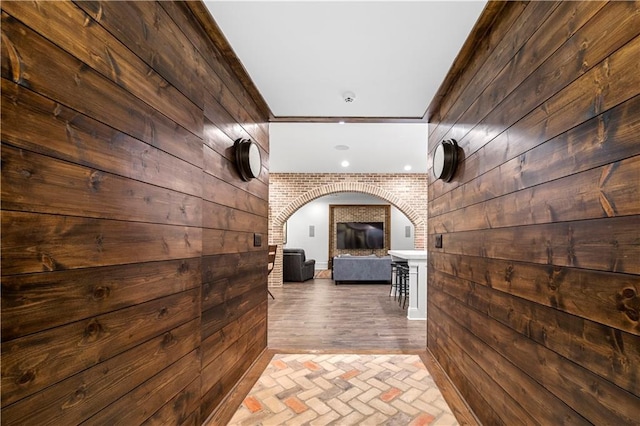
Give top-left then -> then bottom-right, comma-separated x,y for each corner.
282,248 -> 315,282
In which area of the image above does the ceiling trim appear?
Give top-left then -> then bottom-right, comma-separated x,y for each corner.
425,1 -> 510,123
185,1 -> 273,120
270,116 -> 427,124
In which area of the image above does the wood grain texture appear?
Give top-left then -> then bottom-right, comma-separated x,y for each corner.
1,258 -> 201,341
1,1 -> 268,423
427,1 -> 640,423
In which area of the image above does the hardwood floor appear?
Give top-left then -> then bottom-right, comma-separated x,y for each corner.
268,278 -> 426,351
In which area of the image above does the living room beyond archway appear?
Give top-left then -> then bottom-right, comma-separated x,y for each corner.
268,175 -> 428,288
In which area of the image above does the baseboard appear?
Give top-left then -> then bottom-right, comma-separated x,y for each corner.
420,349 -> 482,426
202,348 -> 276,425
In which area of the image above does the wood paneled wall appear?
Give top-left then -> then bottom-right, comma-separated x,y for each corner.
1,1 -> 269,424
427,1 -> 640,424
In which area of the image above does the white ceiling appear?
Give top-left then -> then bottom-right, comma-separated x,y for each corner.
204,1 -> 487,173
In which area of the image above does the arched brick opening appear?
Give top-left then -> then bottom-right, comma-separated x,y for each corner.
269,181 -> 426,287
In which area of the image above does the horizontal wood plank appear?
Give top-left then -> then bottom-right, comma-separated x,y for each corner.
434,215 -> 640,274
432,269 -> 640,396
2,0 -> 202,138
84,350 -> 200,425
201,302 -> 267,367
1,211 -> 202,275
142,377 -> 201,426
1,144 -> 202,226
430,252 -> 640,335
202,172 -> 268,216
0,78 -> 204,183
428,305 -> 590,425
1,318 -> 199,425
1,289 -> 199,406
74,0 -> 204,111
0,13 -> 203,168
1,258 -> 200,341
429,152 -> 640,234
429,288 -> 640,425
428,1 -> 556,141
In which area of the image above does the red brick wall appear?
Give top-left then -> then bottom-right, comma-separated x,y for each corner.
269,173 -> 428,286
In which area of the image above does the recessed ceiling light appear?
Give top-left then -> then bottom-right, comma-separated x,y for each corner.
341,160 -> 350,167
404,165 -> 412,171
338,121 -> 345,125
335,145 -> 350,151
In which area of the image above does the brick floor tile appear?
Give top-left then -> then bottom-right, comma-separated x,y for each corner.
255,385 -> 285,400
368,398 -> 398,416
309,409 -> 340,426
410,368 -> 430,381
242,396 -> 262,413
272,359 -> 288,370
227,354 -> 459,426
337,386 -> 362,403
419,387 -> 443,403
390,399 -> 421,416
263,408 -> 295,425
262,395 -> 288,413
290,368 -> 312,378
276,375 -> 297,389
271,367 -> 295,378
385,411 -> 415,426
323,368 -> 346,380
326,397 -> 353,416
361,411 -> 389,425
381,362 -> 403,372
317,386 -> 342,401
385,377 -> 411,391
380,387 -> 402,402
284,396 -> 309,414
338,410 -> 365,425
285,408 -> 318,426
298,385 -> 324,401
275,385 -> 302,400
292,375 -> 316,390
409,412 -> 436,426
411,399 -> 443,417
357,387 -> 382,403
399,387 -> 424,403
433,412 -> 458,425
347,398 -> 376,416
303,360 -> 322,371
349,377 -> 372,391
404,377 -> 429,391
312,376 -> 333,390
306,397 -> 332,415
340,369 -> 361,380
367,377 -> 391,391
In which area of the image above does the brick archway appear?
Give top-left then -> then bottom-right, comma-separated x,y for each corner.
269,176 -> 428,287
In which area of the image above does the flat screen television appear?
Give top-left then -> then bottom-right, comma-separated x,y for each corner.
336,222 -> 384,250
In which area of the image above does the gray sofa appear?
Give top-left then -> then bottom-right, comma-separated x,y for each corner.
283,248 -> 315,282
332,255 -> 392,284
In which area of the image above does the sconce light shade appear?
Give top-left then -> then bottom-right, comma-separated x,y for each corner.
432,139 -> 459,182
234,138 -> 262,181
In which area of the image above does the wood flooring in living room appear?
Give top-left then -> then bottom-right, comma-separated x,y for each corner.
268,277 -> 426,351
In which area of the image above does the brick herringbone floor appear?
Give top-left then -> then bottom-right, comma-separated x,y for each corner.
227,354 -> 458,426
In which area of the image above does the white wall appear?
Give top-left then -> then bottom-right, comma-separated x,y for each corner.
284,192 -> 415,269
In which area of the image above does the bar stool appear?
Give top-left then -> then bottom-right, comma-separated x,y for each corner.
396,263 -> 410,309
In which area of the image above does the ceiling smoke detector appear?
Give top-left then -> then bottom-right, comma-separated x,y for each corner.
343,91 -> 356,103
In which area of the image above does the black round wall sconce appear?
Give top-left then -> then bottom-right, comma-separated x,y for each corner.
432,139 -> 459,182
234,138 -> 262,181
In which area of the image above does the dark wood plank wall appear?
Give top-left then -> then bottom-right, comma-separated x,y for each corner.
1,1 -> 269,424
427,1 -> 640,424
